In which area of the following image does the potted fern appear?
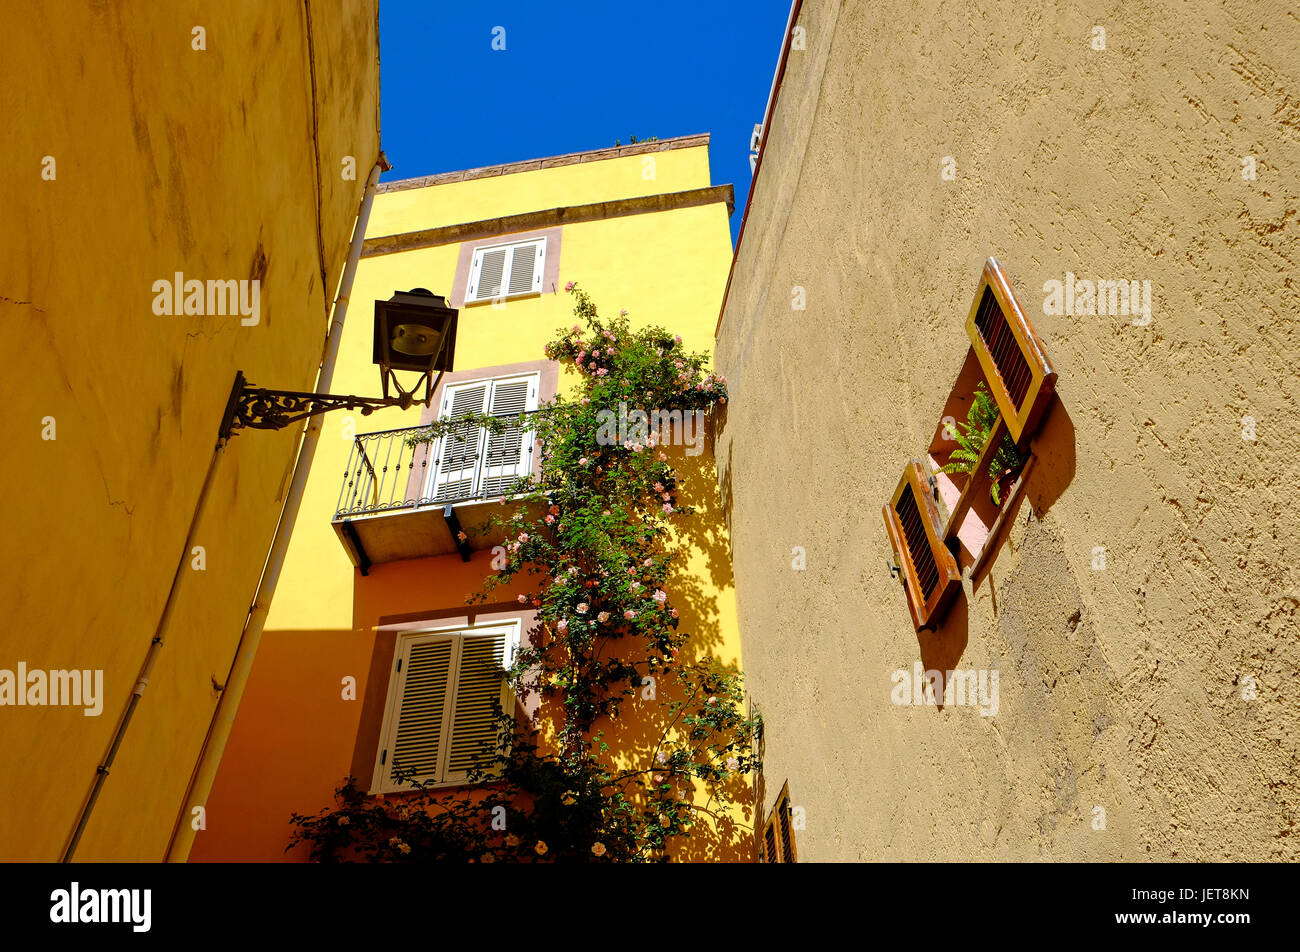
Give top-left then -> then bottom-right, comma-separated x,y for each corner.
938,382 -> 1024,505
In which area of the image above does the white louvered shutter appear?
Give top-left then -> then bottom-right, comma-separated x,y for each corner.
506,240 -> 545,296
479,375 -> 539,498
443,628 -> 512,782
467,239 -> 545,302
468,246 -> 508,302
384,636 -> 454,789
430,382 -> 489,502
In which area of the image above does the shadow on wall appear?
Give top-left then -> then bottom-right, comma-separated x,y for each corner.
712,401 -> 735,542
919,400 -> 1077,699
577,442 -> 755,862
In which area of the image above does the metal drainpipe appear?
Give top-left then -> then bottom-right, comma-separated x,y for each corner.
139,155 -> 381,862
60,438 -> 231,862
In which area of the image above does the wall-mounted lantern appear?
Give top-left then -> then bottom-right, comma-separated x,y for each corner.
219,289 -> 458,438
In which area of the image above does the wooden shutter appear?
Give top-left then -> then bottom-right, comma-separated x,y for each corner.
377,627 -> 516,792
762,817 -> 778,863
468,246 -> 508,302
506,240 -> 545,296
444,629 -> 511,782
480,375 -> 538,497
759,782 -> 797,863
883,459 -> 962,631
384,636 -> 454,789
966,258 -> 1056,445
430,382 -> 489,502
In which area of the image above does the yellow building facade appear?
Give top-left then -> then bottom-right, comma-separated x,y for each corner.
0,3 -> 380,860
187,135 -> 750,861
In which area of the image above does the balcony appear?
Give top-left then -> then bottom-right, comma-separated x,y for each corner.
332,417 -> 536,572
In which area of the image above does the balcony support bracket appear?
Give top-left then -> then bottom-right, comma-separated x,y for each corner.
338,519 -> 372,576
443,506 -> 472,562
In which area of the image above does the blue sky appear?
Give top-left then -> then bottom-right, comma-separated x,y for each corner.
377,0 -> 792,243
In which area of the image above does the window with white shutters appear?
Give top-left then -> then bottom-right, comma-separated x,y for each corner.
373,623 -> 520,792
427,373 -> 539,503
466,238 -> 546,303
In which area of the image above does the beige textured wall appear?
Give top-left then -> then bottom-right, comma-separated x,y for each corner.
0,1 -> 379,860
717,0 -> 1298,860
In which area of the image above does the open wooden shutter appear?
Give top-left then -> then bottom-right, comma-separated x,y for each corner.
384,636 -> 455,789
759,782 -> 796,863
431,382 -> 489,502
444,628 -> 512,783
883,459 -> 962,631
966,258 -> 1056,446
479,375 -> 538,497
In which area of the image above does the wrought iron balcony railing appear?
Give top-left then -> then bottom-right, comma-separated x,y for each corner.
333,415 -> 536,520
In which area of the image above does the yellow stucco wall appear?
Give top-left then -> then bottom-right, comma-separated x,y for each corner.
715,0 -> 1299,860
195,141 -> 750,859
0,1 -> 380,861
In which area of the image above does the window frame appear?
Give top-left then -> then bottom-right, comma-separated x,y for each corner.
882,257 -> 1057,633
883,459 -> 963,631
369,620 -> 522,794
465,236 -> 547,304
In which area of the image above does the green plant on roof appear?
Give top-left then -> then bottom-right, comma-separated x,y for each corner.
937,382 -> 1024,505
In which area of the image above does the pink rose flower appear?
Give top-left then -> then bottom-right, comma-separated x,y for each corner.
597,611 -> 610,623
576,603 -> 589,614
624,610 -> 636,620
517,595 -> 527,604
556,619 -> 569,633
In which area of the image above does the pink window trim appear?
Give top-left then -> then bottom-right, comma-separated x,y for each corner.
450,226 -> 563,308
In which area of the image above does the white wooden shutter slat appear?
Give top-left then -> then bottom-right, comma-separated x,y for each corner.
445,631 -> 510,777
388,639 -> 454,786
471,247 -> 508,301
431,382 -> 489,501
480,376 -> 538,497
506,241 -> 541,295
